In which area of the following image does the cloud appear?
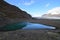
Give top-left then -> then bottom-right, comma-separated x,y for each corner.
47,7 -> 60,14
45,3 -> 50,7
42,7 -> 60,19
23,0 -> 35,6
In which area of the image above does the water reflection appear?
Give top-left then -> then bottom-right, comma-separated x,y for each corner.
22,22 -> 56,30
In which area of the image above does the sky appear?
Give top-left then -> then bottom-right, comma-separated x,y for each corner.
5,0 -> 60,17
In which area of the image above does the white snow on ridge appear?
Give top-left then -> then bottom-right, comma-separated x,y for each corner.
41,7 -> 60,19
47,7 -> 60,15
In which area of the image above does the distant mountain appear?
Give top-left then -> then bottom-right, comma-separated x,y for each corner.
41,7 -> 60,19
42,13 -> 60,17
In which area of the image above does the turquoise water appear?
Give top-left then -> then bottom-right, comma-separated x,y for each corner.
0,22 -> 55,31
0,22 -> 27,31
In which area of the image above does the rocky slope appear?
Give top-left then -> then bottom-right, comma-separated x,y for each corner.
0,0 -> 32,27
0,0 -> 31,19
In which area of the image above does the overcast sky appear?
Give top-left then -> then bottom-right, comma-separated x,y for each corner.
5,0 -> 60,17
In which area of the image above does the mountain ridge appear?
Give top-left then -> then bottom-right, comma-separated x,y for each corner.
0,0 -> 32,27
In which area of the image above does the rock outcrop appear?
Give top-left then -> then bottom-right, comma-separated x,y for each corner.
0,0 -> 32,27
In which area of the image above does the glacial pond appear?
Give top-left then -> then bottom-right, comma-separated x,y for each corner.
0,22 -> 56,31
22,22 -> 56,30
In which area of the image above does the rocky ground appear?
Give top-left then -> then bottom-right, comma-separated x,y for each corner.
0,29 -> 60,40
